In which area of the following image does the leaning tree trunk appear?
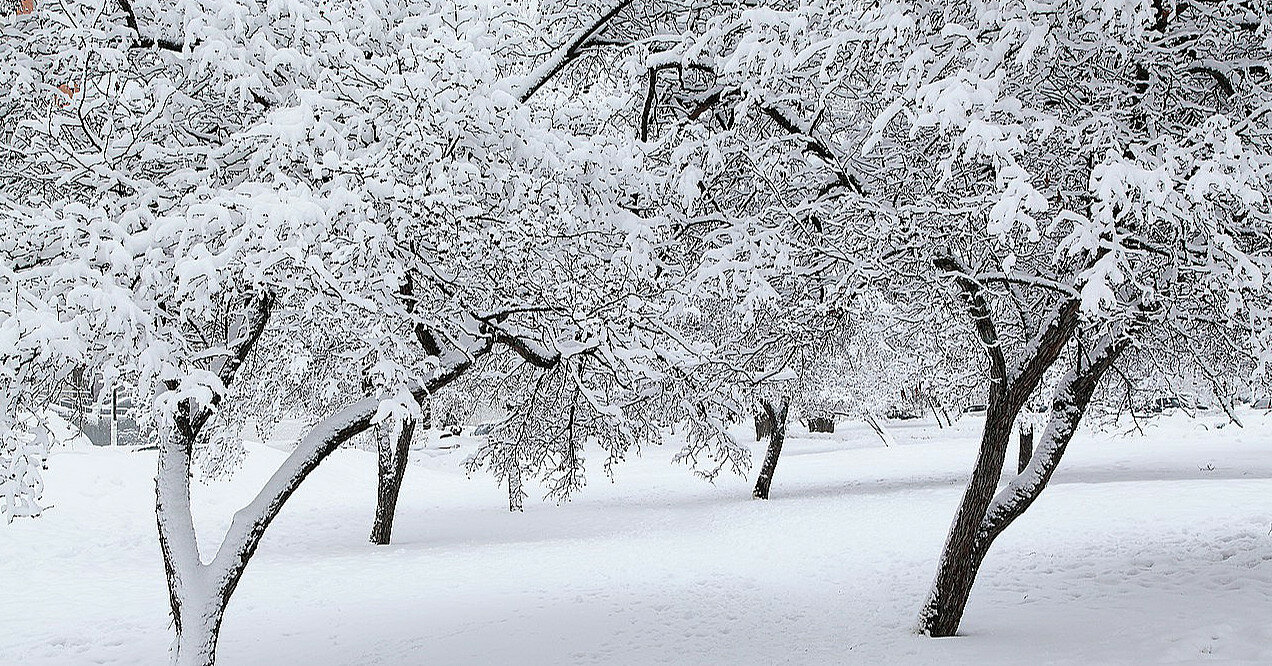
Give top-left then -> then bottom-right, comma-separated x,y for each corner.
929,397 -> 946,429
369,411 -> 421,545
918,260 -> 1085,637
1018,423 -> 1034,475
917,327 -> 1126,637
752,397 -> 790,500
915,399 -> 1019,637
863,412 -> 895,447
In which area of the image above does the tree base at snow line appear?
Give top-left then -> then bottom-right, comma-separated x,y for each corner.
808,416 -> 835,433
916,540 -> 989,637
170,590 -> 230,666
916,262 -> 1083,639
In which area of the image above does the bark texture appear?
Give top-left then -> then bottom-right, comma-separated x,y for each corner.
752,397 -> 790,500
917,258 -> 1091,637
753,412 -> 773,441
370,411 -> 421,545
1018,424 -> 1034,475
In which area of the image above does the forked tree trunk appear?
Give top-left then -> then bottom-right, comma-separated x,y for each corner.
917,331 -> 1126,637
1018,423 -> 1034,475
158,395 -> 414,665
752,397 -> 790,500
152,291 -> 511,663
918,260 -> 1086,638
370,411 -> 421,545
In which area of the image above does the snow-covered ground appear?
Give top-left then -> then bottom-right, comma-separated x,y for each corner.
4,411 -> 1272,665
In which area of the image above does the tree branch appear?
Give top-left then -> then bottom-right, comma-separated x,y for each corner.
516,0 -> 635,103
117,0 -> 186,52
980,329 -> 1130,541
1007,298 -> 1080,399
762,104 -> 865,196
935,255 -> 1008,394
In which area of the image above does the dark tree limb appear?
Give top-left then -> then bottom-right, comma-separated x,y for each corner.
517,0 -> 635,103
117,0 -> 186,52
934,255 -> 1008,397
640,67 -> 658,142
752,396 -> 790,500
762,104 -> 865,196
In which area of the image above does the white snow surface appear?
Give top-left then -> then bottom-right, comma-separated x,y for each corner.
4,412 -> 1272,664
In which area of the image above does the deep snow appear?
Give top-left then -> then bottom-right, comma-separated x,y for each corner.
3,411 -> 1272,664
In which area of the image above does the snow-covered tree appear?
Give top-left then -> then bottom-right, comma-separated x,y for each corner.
0,0 -> 747,662
6,0 -> 1270,658
628,0 -> 1272,637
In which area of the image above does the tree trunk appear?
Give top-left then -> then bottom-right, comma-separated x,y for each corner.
156,395 -> 425,665
111,385 -> 120,447
506,443 -> 524,512
917,264 -> 1087,638
151,292 -> 500,664
369,413 -> 419,545
169,590 -> 228,666
157,411 -> 235,666
863,412 -> 894,447
1018,423 -> 1034,475
752,397 -> 790,500
917,326 -> 1126,637
808,415 -> 835,432
916,400 -> 1017,636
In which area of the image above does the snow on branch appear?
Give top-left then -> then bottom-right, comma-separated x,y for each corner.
116,0 -> 186,52
513,0 -> 635,103
934,255 -> 1008,391
979,330 -> 1131,542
